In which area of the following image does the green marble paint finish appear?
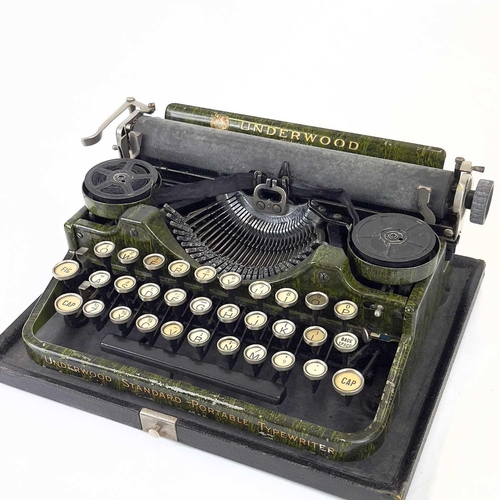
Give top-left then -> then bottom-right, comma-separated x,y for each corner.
22,205 -> 448,461
165,103 -> 447,169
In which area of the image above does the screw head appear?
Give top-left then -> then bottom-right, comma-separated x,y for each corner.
273,204 -> 282,213
256,201 -> 265,210
444,228 -> 454,238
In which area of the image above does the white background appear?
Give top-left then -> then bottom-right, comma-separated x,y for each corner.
0,1 -> 499,499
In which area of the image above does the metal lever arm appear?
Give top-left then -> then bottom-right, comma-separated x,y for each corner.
81,97 -> 155,158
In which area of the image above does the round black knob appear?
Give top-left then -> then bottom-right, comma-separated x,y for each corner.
470,179 -> 494,225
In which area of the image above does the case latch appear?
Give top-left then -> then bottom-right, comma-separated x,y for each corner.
140,408 -> 178,441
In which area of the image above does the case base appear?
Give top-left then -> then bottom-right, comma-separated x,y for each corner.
0,255 -> 485,500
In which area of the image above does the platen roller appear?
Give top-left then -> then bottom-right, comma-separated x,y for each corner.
135,116 -> 454,218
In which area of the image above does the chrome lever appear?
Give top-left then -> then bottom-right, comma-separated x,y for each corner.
81,97 -> 155,158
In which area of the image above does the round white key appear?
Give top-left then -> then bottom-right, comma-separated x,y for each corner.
94,241 -> 115,258
117,247 -> 140,264
217,336 -> 241,356
82,299 -> 106,318
161,321 -> 184,340
52,260 -> 80,281
168,259 -> 191,278
244,311 -> 268,331
333,300 -> 359,321
243,344 -> 268,365
275,288 -> 299,308
194,266 -> 217,284
272,319 -> 296,340
138,283 -> 161,302
164,288 -> 187,307
136,314 -> 159,333
114,275 -> 137,294
271,351 -> 296,372
303,359 -> 329,381
332,368 -> 365,396
187,328 -> 211,347
54,293 -> 83,316
109,306 -> 132,325
303,326 -> 328,347
88,270 -> 111,288
217,304 -> 241,324
305,291 -> 329,311
248,281 -> 272,300
143,253 -> 165,271
219,272 -> 242,290
334,332 -> 359,353
190,297 -> 213,316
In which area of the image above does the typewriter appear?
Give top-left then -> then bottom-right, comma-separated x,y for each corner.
0,98 -> 494,500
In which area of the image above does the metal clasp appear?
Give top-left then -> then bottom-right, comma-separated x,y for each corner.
253,176 -> 288,214
139,408 -> 178,441
81,97 -> 155,158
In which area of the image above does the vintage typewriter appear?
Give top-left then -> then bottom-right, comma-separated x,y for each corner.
0,98 -> 494,500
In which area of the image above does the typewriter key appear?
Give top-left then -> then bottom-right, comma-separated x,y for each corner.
160,321 -> 184,341
217,336 -> 241,368
164,288 -> 187,306
244,344 -> 268,376
168,259 -> 191,286
190,297 -> 213,315
248,281 -> 272,310
303,326 -> 328,356
217,304 -> 240,334
244,311 -> 268,340
217,336 -> 240,355
136,313 -> 159,335
332,368 -> 365,397
194,265 -> 217,294
271,351 -> 295,383
82,299 -> 106,319
187,328 -> 211,359
88,270 -> 111,289
52,260 -> 81,282
303,326 -> 328,347
303,359 -> 329,394
109,305 -> 133,335
54,293 -> 83,316
138,283 -> 161,303
275,288 -> 299,308
114,276 -> 137,304
275,288 -> 298,318
164,288 -> 187,318
143,253 -> 165,271
333,300 -> 358,321
143,253 -> 165,283
305,291 -> 329,323
94,241 -> 115,272
219,272 -> 242,302
334,332 -> 359,353
54,293 -> 84,328
117,247 -> 140,275
272,319 -> 296,348
190,297 -> 213,326
303,359 -> 328,381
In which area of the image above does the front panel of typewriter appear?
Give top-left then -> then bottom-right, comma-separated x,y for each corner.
22,103 -> 494,462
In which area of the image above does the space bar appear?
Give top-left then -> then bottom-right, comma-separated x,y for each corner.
101,334 -> 285,405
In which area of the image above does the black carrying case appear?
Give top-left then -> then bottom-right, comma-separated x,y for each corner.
0,255 -> 485,500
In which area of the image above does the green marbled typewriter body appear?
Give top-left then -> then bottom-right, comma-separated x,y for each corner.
21,98 -> 494,463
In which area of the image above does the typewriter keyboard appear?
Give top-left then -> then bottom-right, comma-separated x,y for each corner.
47,244 -> 395,426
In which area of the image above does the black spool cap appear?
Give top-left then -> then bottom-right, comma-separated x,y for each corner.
83,158 -> 159,204
351,213 -> 437,268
